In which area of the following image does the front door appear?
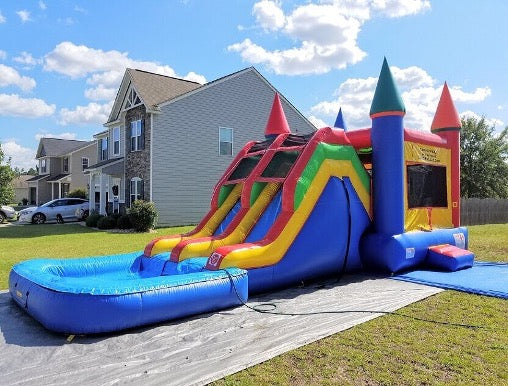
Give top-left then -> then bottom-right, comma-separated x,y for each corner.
30,187 -> 36,205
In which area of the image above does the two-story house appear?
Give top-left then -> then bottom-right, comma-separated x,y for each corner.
27,138 -> 96,205
87,67 -> 315,225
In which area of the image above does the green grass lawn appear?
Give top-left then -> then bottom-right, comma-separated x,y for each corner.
1,223 -> 507,385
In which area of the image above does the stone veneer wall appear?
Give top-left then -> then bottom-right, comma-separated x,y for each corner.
124,104 -> 151,205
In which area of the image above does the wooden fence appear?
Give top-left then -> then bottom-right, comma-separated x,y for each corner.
461,198 -> 508,225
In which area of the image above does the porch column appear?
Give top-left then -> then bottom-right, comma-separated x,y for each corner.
99,173 -> 107,215
58,181 -> 62,198
51,183 -> 54,200
89,173 -> 94,212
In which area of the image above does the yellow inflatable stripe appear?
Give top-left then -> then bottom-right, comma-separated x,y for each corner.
149,183 -> 243,256
178,182 -> 281,261
219,160 -> 369,269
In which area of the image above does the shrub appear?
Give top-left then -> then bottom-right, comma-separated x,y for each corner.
97,215 -> 117,230
68,188 -> 87,199
22,198 -> 28,206
86,213 -> 103,228
117,214 -> 132,230
128,200 -> 158,232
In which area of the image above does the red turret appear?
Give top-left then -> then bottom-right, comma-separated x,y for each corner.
431,83 -> 462,227
264,93 -> 291,137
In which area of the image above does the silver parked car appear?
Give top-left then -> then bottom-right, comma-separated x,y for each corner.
0,205 -> 17,223
18,198 -> 89,224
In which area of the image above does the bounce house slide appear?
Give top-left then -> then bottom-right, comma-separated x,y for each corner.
9,128 -> 370,334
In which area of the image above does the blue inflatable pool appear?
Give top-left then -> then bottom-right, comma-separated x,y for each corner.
9,252 -> 248,334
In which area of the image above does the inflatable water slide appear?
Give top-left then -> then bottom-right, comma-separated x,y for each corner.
10,59 -> 473,334
9,95 -> 371,334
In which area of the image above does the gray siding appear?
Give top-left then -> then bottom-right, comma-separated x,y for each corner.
152,69 -> 315,226
70,145 -> 96,192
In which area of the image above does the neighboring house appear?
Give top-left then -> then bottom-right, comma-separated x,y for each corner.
27,138 -> 97,205
87,67 -> 315,225
12,175 -> 30,204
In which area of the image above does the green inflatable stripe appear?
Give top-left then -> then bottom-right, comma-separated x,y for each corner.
250,182 -> 267,206
294,143 -> 371,210
218,184 -> 235,207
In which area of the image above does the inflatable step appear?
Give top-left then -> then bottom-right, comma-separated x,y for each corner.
426,244 -> 474,272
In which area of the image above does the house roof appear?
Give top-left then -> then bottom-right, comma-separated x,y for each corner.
106,69 -> 202,124
86,157 -> 124,171
103,66 -> 315,134
36,138 -> 94,158
46,174 -> 70,182
26,174 -> 49,182
12,175 -> 31,188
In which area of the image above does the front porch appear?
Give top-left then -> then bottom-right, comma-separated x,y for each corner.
86,157 -> 125,215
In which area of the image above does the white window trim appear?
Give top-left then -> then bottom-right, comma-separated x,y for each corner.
113,126 -> 121,156
100,137 -> 108,161
82,157 -> 89,171
63,157 -> 69,173
218,127 -> 233,156
131,120 -> 142,152
40,158 -> 49,174
130,177 -> 143,205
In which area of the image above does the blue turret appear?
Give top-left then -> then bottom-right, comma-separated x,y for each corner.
370,58 -> 406,236
333,108 -> 348,132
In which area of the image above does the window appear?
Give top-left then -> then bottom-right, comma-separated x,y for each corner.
100,137 -> 108,161
63,157 -> 69,173
61,183 -> 70,198
113,127 -> 120,155
124,88 -> 142,110
131,120 -> 143,151
130,177 -> 143,204
219,127 -> 233,156
407,164 -> 448,208
82,157 -> 89,171
40,159 -> 47,174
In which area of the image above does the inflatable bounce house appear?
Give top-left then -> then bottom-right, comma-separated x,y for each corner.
9,59 -> 474,334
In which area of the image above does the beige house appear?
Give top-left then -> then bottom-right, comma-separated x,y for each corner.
12,175 -> 30,204
27,138 -> 97,205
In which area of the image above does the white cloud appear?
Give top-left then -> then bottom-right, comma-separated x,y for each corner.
307,115 -> 326,129
372,0 -> 431,18
35,132 -> 78,141
450,86 -> 491,103
0,64 -> 36,91
460,111 -> 504,131
230,0 -> 430,75
0,11 -> 5,24
183,71 -> 206,84
1,140 -> 37,170
13,52 -> 39,68
0,94 -> 55,118
43,42 -> 206,84
84,84 -> 117,101
44,41 -> 206,112
39,1 -> 47,10
0,50 -> 6,60
16,10 -> 31,23
310,65 -> 492,132
58,101 -> 113,126
253,0 -> 286,31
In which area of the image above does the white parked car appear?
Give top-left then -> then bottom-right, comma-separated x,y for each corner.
0,205 -> 17,222
18,198 -> 89,224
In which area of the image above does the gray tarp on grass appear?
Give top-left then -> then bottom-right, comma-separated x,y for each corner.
0,275 -> 442,386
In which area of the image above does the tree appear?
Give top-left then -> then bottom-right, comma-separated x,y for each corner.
0,143 -> 15,205
460,116 -> 508,199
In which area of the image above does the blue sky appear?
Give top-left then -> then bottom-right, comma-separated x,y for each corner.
0,0 -> 506,170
